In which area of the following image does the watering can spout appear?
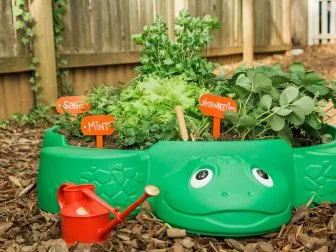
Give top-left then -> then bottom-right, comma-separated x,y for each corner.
98,185 -> 160,237
57,182 -> 159,245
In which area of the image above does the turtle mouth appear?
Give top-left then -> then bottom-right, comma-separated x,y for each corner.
162,194 -> 292,231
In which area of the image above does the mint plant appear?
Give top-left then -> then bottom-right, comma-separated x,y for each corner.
219,62 -> 336,146
132,9 -> 219,87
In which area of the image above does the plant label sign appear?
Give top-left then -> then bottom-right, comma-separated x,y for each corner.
56,96 -> 90,115
81,115 -> 115,148
199,94 -> 237,139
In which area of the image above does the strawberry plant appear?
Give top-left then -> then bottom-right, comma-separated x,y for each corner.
217,63 -> 336,146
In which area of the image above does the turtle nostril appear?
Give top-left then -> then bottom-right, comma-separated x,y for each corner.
221,192 -> 228,197
247,191 -> 255,197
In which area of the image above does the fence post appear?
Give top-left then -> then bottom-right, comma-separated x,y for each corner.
243,0 -> 254,65
30,0 -> 58,106
282,0 -> 291,45
174,0 -> 188,17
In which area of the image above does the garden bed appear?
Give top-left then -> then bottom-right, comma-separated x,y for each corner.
1,44 -> 336,251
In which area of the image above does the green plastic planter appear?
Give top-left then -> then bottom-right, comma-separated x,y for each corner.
38,125 -> 336,236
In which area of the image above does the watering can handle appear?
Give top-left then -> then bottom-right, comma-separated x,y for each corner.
57,182 -> 75,209
82,188 -> 119,215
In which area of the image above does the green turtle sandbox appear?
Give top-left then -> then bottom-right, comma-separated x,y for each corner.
38,125 -> 336,236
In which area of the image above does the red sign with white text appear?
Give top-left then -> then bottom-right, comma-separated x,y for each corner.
199,94 -> 237,119
81,115 -> 115,136
56,96 -> 90,115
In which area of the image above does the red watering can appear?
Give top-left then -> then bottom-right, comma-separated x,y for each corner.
57,182 -> 160,245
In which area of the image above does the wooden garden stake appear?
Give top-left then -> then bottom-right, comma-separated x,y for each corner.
199,94 -> 238,139
175,106 -> 189,141
81,115 -> 115,149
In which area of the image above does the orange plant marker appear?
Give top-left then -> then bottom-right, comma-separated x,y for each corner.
199,94 -> 238,139
81,115 -> 115,148
56,96 -> 90,115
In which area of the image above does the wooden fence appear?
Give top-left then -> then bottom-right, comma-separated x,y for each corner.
0,0 -> 291,120
308,0 -> 336,45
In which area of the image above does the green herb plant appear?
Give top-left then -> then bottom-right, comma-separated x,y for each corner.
132,9 -> 219,87
219,62 -> 336,146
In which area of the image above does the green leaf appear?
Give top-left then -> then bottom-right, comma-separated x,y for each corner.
250,72 -> 272,92
260,95 -> 272,110
302,72 -> 323,85
125,137 -> 136,145
287,107 -> 305,126
305,84 -> 330,96
268,114 -> 285,131
272,107 -> 292,116
13,6 -> 23,16
289,62 -> 305,72
23,12 -> 32,22
224,110 -> 239,124
279,86 -> 299,106
239,115 -> 257,127
292,96 -> 315,115
271,74 -> 289,86
270,87 -> 280,100
163,58 -> 174,65
278,127 -> 293,145
290,71 -> 304,85
25,28 -> 33,37
235,74 -> 252,91
306,114 -> 322,129
21,37 -> 29,45
15,20 -> 25,30
16,0 -> 25,6
271,63 -> 285,73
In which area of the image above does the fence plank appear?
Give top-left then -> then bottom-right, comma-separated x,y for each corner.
62,0 -> 93,53
3,74 -> 21,116
282,0 -> 291,45
321,0 -> 328,44
129,0 -> 140,51
331,0 -> 336,43
89,1 -> 112,53
18,73 -> 33,113
0,77 -> 7,119
0,56 -> 31,74
243,0 -> 254,64
0,1 -> 15,57
30,0 -> 57,105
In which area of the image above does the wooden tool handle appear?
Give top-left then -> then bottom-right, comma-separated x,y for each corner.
175,106 -> 189,141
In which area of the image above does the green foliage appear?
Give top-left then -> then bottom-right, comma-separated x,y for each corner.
0,106 -> 58,128
13,0 -> 33,48
53,0 -> 72,96
132,9 -> 220,87
108,75 -> 209,149
218,62 -> 335,146
59,76 -> 210,149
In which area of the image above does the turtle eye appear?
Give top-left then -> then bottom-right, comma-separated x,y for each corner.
252,168 -> 273,187
190,169 -> 213,188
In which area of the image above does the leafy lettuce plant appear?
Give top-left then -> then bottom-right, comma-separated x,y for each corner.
107,75 -> 210,149
132,9 -> 219,87
218,62 -> 336,146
